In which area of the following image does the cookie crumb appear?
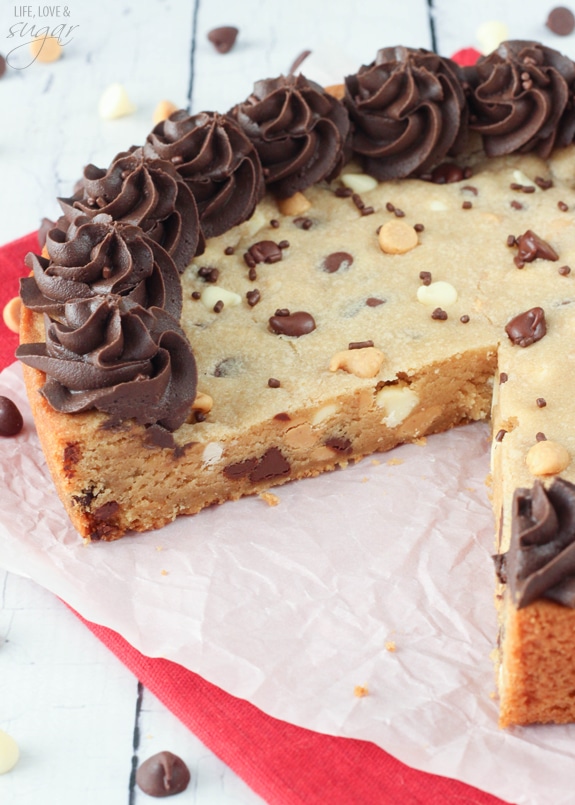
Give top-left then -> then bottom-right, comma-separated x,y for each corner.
354,684 -> 369,698
385,641 -> 397,652
259,491 -> 280,507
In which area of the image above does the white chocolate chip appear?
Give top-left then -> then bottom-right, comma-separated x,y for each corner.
341,173 -> 378,194
329,347 -> 385,378
512,170 -> 537,190
153,100 -> 178,125
200,285 -> 241,311
378,220 -> 419,255
98,84 -> 137,120
0,729 -> 19,775
202,442 -> 223,467
429,200 -> 448,212
375,386 -> 419,427
417,281 -> 458,307
311,404 -> 338,426
526,441 -> 570,476
476,20 -> 509,54
277,192 -> 311,216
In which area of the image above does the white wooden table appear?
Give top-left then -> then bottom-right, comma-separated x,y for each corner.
1,0 -> 574,801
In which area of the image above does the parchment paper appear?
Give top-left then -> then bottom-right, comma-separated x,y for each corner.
1,360 -> 572,805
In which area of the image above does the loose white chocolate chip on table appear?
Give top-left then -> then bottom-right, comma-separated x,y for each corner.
375,386 -> 419,427
277,192 -> 311,217
416,281 -> 458,307
341,172 -> 378,194
3,297 -> 21,334
0,729 -> 19,774
98,83 -> 136,120
329,347 -> 385,378
476,20 -> 509,54
29,35 -> 62,63
152,100 -> 178,125
200,285 -> 241,310
378,220 -> 419,255
526,440 -> 570,476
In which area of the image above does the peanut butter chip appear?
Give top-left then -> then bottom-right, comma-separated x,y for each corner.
152,100 -> 178,125
378,220 -> 418,255
3,297 -> 21,334
277,192 -> 311,217
324,83 -> 345,100
30,35 -> 62,63
329,347 -> 385,378
526,440 -> 570,476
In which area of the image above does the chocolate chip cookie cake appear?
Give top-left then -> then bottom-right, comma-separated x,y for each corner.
16,41 -> 575,727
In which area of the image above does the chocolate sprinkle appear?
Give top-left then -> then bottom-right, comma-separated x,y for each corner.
495,429 -> 507,442
419,271 -> 432,286
366,297 -> 385,307
559,265 -> 571,276
510,200 -> 523,210
335,187 -> 353,198
268,378 -> 281,388
462,201 -> 472,210
224,246 -> 235,255
349,340 -> 374,350
414,223 -> 425,232
500,372 -> 508,384
246,289 -> 261,307
536,397 -> 547,408
536,432 -> 547,442
535,176 -> 553,189
558,201 -> 569,212
460,314 -> 470,323
431,307 -> 448,320
430,163 -> 465,184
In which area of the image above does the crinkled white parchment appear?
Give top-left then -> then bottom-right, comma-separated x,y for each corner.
1,361 -> 573,805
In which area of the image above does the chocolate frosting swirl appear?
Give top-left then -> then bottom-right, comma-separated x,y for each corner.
17,296 -> 197,432
20,214 -> 182,322
495,479 -> 575,609
344,47 -> 467,181
144,110 -> 265,239
231,74 -> 350,198
466,40 -> 575,158
59,147 -> 203,271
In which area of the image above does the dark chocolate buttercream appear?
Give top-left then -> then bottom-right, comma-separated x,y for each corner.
17,296 -> 197,432
466,40 -> 575,158
344,47 -> 467,180
20,214 -> 182,323
144,110 -> 265,239
231,74 -> 350,198
58,147 -> 202,271
495,479 -> 575,608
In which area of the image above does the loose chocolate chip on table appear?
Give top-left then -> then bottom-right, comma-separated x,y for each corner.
546,6 -> 575,35
0,397 -> 23,437
207,26 -> 239,53
136,751 -> 190,797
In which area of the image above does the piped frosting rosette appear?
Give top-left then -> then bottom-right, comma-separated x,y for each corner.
344,46 -> 467,180
59,147 -> 203,271
17,295 -> 197,432
465,40 -> 575,158
231,74 -> 351,198
20,214 -> 182,323
144,110 -> 265,239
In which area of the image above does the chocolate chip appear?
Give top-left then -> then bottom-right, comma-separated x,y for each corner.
249,447 -> 291,483
514,230 -> 559,266
288,49 -> 312,74
366,297 -> 385,307
325,437 -> 352,453
246,289 -> 261,307
93,501 -> 119,522
207,26 -> 239,53
505,307 -> 547,347
223,457 -> 258,480
269,311 -> 316,337
274,412 -> 290,421
431,308 -> 448,320
0,397 -> 23,437
546,6 -> 575,35
136,751 -> 191,797
268,378 -> 281,388
429,163 -> 465,184
247,240 -> 283,264
322,252 -> 353,273
348,340 -> 374,350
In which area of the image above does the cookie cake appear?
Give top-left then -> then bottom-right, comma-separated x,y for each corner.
15,40 -> 575,728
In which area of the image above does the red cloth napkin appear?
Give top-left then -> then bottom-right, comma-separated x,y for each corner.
1,233 -> 511,805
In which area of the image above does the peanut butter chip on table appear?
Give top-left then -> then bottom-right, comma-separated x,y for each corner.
3,296 -> 21,334
153,100 -> 178,125
29,35 -> 62,63
378,220 -> 419,254
526,440 -> 570,476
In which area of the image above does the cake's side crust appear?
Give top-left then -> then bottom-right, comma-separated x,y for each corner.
21,302 -> 496,540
